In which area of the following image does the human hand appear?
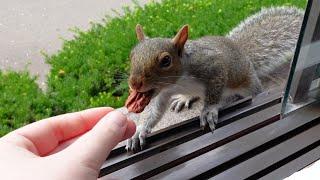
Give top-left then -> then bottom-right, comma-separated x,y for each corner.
0,107 -> 136,180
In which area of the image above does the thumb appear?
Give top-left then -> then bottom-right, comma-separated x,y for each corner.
63,110 -> 128,170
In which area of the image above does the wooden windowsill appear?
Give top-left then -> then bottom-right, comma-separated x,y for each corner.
98,88 -> 320,179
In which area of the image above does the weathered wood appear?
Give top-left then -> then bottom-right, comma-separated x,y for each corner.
212,121 -> 320,180
152,102 -> 320,179
103,104 -> 281,179
97,91 -> 320,180
260,145 -> 320,180
99,90 -> 281,177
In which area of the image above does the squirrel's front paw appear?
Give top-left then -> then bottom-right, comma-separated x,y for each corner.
200,106 -> 219,132
170,94 -> 199,113
126,125 -> 149,152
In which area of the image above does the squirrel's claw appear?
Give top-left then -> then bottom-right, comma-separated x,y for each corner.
208,118 -> 217,132
126,136 -> 140,152
138,130 -> 147,149
170,95 -> 199,113
126,138 -> 132,151
200,106 -> 218,132
126,125 -> 148,152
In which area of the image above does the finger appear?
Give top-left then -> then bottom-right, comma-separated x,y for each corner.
122,119 -> 136,140
2,107 -> 113,156
50,119 -> 136,155
63,111 -> 136,170
48,135 -> 82,155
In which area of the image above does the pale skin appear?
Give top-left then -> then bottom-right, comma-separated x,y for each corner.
0,107 -> 136,180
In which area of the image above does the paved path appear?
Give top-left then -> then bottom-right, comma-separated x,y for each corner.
0,0 -> 148,88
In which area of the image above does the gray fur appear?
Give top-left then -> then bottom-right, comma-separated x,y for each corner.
126,6 -> 304,151
228,7 -> 304,84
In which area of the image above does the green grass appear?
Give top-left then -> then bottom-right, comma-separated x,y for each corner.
0,0 -> 306,136
0,71 -> 52,136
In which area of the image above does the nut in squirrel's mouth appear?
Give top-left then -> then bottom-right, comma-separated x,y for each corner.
125,88 -> 155,113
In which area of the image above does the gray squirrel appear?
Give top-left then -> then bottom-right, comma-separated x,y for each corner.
125,6 -> 304,151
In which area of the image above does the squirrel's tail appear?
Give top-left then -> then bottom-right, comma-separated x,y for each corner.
227,6 -> 304,86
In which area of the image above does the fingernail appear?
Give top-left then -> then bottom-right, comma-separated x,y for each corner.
106,111 -> 127,128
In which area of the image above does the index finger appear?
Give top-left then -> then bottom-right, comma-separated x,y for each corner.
2,107 -> 113,156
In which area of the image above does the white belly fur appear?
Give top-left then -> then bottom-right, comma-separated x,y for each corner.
172,76 -> 206,100
162,76 -> 251,105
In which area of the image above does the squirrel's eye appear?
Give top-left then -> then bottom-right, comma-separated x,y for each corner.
160,55 -> 172,68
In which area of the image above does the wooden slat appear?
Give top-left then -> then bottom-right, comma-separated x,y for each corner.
99,90 -> 281,177
101,104 -> 281,179
106,96 -> 251,159
260,145 -> 320,180
100,98 -> 249,176
212,121 -> 320,180
152,102 -> 320,180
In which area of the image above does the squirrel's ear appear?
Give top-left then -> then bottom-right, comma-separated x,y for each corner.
172,25 -> 189,54
135,24 -> 146,42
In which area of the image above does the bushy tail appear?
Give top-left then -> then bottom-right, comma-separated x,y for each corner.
227,6 -> 304,86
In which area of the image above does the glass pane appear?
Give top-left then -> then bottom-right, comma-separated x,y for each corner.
282,0 -> 320,116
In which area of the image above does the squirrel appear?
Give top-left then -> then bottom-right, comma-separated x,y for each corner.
125,6 -> 304,151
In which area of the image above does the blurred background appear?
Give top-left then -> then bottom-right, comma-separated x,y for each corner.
0,0 -> 148,89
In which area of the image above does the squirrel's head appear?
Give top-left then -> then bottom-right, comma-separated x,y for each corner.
129,24 -> 189,93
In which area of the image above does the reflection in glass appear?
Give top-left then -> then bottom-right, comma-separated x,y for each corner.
282,0 -> 320,116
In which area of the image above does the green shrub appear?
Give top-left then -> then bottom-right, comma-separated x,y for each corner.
46,0 -> 306,115
0,71 -> 51,136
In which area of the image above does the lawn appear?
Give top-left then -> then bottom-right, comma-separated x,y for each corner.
0,0 -> 307,136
